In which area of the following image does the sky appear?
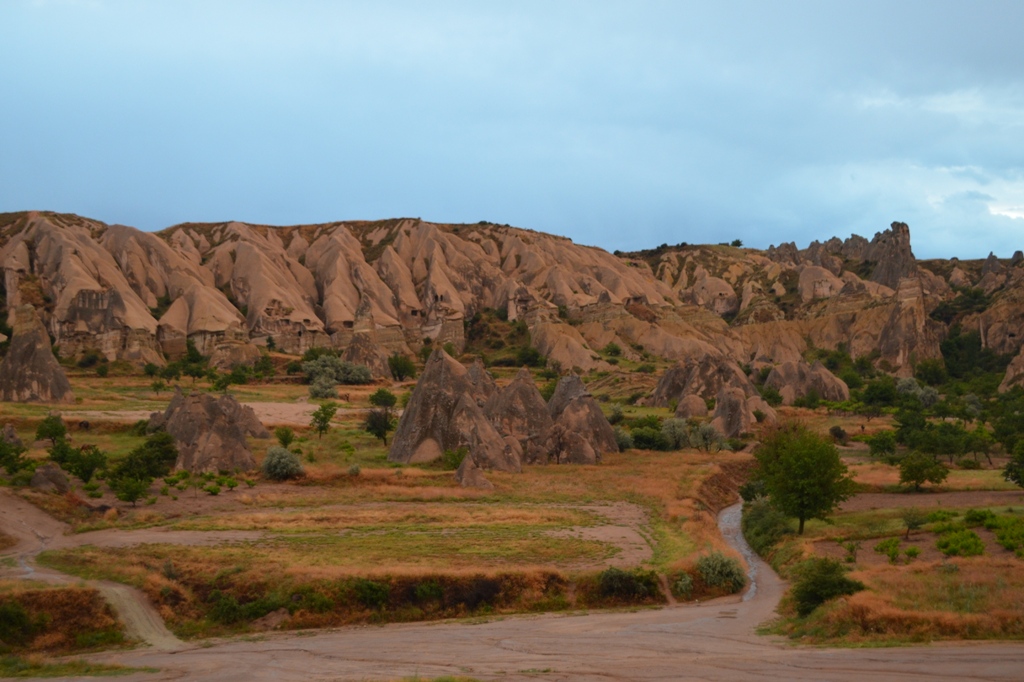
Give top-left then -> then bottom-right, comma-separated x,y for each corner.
2,1 -> 1023,259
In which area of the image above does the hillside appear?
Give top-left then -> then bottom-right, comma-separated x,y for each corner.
1,210 -> 1022,396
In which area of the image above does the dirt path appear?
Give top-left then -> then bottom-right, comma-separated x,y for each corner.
546,501 -> 654,568
842,489 -> 1024,512
69,401 -> 372,427
0,488 -> 188,651
72,501 -> 1024,681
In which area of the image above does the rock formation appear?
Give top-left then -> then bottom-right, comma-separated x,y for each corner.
763,360 -> 850,405
2,424 -> 23,447
149,388 -> 269,473
710,387 -> 776,439
484,367 -> 553,462
0,305 -> 74,403
648,355 -> 757,406
543,374 -> 619,464
30,462 -> 70,493
388,349 -> 520,478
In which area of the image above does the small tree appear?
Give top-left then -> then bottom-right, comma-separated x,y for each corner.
902,507 -> 927,539
274,426 -> 295,449
364,408 -> 396,446
754,422 -> 856,534
310,402 -> 338,440
388,353 -> 416,381
369,388 -> 397,410
36,415 -> 67,445
1004,440 -> 1024,489
899,452 -> 949,492
113,477 -> 151,507
867,430 -> 897,463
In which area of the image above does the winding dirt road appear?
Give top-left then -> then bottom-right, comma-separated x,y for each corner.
4,491 -> 1024,680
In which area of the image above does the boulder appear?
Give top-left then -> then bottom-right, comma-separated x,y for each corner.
798,266 -> 844,303
0,305 -> 74,403
484,368 -> 553,461
764,360 -> 850,405
674,394 -> 709,419
2,424 -> 23,447
30,462 -> 70,493
151,389 -> 267,473
455,455 -> 494,489
389,349 -> 520,474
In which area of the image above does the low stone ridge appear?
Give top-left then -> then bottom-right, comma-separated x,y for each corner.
0,305 -> 74,403
150,388 -> 268,473
764,360 -> 850,405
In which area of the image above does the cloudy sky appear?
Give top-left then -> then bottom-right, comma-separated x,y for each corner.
2,1 -> 1023,258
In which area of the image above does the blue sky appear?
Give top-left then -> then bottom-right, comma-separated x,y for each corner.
2,1 -> 1023,258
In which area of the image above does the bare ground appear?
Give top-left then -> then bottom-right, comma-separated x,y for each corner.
841,490 -> 1024,512
4,489 -> 1024,680
69,401 -> 371,427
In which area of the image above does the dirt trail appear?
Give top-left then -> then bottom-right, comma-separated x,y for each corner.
73,501 -> 1024,681
0,488 -> 188,652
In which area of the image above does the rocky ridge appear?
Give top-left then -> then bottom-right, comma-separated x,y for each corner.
2,211 -> 1023,394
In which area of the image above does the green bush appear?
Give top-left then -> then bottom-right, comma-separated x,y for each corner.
0,601 -> 43,646
672,572 -> 693,598
353,579 -> 389,609
387,353 -> 416,381
741,499 -> 792,556
262,446 -> 304,481
873,537 -> 901,564
109,432 -> 178,482
936,529 -> 985,557
309,376 -> 338,399
441,447 -> 467,471
760,385 -> 783,406
790,558 -> 865,616
274,426 -> 295,448
963,509 -> 997,527
597,567 -> 660,600
696,551 -> 746,592
630,426 -> 668,451
35,415 -> 67,444
613,427 -> 633,451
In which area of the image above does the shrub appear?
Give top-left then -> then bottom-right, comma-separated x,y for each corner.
741,499 -> 792,556
303,356 -> 372,386
613,427 -> 633,451
110,432 -> 177,481
874,537 -> 901,564
347,464 -> 361,476
515,346 -> 544,367
387,353 -> 416,381
936,529 -> 985,557
607,404 -> 624,425
353,579 -> 389,609
309,376 -> 338,399
760,385 -> 783,406
828,425 -> 848,445
601,342 -> 622,357
0,601 -> 43,646
790,558 -> 865,616
630,426 -> 668,451
689,422 -> 725,452
262,446 -> 304,481
441,447 -> 467,471
363,408 -> 396,445
112,477 -> 151,507
660,418 -> 690,450
672,572 -> 694,598
696,552 -> 746,592
905,546 -> 921,561
597,567 -> 659,600
963,508 -> 997,527
369,388 -> 397,409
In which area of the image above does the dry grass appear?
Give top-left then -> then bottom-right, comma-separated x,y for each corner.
0,581 -> 126,653
779,558 -> 1024,643
848,460 -> 1017,491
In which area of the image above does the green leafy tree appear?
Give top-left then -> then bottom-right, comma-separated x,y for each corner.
364,407 -> 396,446
274,426 -> 295,449
867,430 -> 897,462
754,422 -> 856,534
112,477 -> 151,507
387,353 -> 416,381
35,415 -> 67,445
1003,440 -> 1024,489
310,402 -> 338,439
0,439 -> 30,475
110,432 -> 178,481
899,452 -> 949,492
369,388 -> 397,410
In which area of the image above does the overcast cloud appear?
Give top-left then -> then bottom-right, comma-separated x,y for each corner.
2,0 -> 1023,258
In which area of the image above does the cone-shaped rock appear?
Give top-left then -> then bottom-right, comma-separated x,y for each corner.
389,349 -> 521,473
763,360 -> 849,405
341,332 -> 391,379
484,367 -> 553,461
543,373 -> 618,464
0,305 -> 74,403
710,386 -> 777,438
151,388 -> 267,473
